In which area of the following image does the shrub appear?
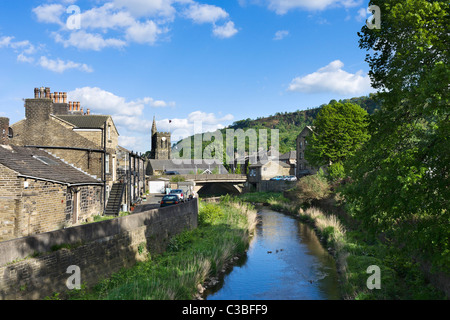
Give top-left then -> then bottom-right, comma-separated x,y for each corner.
294,174 -> 330,205
327,162 -> 346,181
198,203 -> 224,226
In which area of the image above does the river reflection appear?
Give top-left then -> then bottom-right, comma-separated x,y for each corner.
205,207 -> 341,300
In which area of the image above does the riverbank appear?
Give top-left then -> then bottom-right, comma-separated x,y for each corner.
63,199 -> 257,300
234,192 -> 446,300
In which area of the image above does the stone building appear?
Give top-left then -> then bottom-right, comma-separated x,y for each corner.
0,118 -> 103,242
296,126 -> 324,177
150,116 -> 171,160
10,87 -> 121,213
248,160 -> 292,184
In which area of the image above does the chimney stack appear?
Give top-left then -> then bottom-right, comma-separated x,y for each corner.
0,117 -> 10,145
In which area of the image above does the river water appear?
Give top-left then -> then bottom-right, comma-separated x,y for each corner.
205,207 -> 341,300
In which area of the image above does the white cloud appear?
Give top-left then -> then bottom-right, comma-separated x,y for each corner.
1,35 -> 93,74
32,1 -> 236,51
241,0 -> 362,14
184,3 -> 229,24
32,4 -> 66,25
356,7 -> 368,22
68,87 -> 157,116
273,30 -> 289,40
17,53 -> 35,63
213,21 -> 238,39
125,20 -> 167,44
77,3 -> 136,30
66,87 -> 233,151
113,0 -> 176,19
67,87 -> 176,135
287,60 -> 374,95
53,30 -> 127,51
38,56 -> 93,73
160,111 -> 234,142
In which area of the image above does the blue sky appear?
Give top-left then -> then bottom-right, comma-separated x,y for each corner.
0,0 -> 375,153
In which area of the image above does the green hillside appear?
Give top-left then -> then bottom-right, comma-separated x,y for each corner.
172,93 -> 381,160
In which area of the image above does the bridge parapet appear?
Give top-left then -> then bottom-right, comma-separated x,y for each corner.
182,174 -> 247,181
149,174 -> 247,182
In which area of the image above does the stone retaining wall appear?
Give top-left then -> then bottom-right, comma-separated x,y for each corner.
0,199 -> 198,300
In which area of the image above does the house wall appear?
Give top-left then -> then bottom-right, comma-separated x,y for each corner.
1,163 -> 102,242
0,199 -> 198,300
296,129 -> 319,176
0,165 -> 21,242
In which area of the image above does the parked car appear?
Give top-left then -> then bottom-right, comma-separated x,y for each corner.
283,175 -> 297,181
165,171 -> 180,175
270,176 -> 284,181
169,189 -> 185,202
160,195 -> 180,207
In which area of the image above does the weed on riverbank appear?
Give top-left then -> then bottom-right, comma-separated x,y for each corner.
67,200 -> 257,300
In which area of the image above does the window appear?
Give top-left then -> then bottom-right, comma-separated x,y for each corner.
105,154 -> 110,174
299,141 -> 303,149
107,125 -> 111,140
299,152 -> 303,160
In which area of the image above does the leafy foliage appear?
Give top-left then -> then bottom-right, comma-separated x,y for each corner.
345,0 -> 449,271
305,102 -> 370,170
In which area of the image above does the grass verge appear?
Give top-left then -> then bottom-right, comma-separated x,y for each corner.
65,199 -> 257,300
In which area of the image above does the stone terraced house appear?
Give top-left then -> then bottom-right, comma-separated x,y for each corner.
8,87 -> 147,216
0,119 -> 103,242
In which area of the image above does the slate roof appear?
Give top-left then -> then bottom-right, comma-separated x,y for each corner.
57,115 -> 111,129
279,150 -> 296,160
148,159 -> 228,175
249,160 -> 291,168
0,145 -> 103,186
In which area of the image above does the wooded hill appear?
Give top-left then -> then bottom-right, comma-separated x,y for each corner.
172,93 -> 381,157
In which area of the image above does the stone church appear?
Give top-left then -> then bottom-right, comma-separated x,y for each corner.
150,116 -> 171,160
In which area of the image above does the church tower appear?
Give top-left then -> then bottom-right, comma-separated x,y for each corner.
150,116 -> 171,160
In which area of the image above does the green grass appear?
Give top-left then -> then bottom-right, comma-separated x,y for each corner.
67,199 -> 257,300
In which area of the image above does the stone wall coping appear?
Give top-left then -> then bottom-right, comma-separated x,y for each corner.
0,199 -> 198,266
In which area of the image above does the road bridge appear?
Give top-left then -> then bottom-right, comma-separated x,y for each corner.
150,174 -> 248,196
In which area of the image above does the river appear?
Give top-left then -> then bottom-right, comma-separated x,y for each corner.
204,207 -> 341,300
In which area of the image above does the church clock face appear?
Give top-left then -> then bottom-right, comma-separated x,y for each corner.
162,137 -> 166,141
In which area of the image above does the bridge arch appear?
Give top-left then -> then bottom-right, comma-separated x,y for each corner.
195,182 -> 242,197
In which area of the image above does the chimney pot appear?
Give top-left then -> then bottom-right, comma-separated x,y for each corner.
69,102 -> 72,110
87,108 -> 90,115
45,88 -> 50,98
34,88 -> 39,99
39,87 -> 45,98
63,92 -> 67,103
54,92 -> 58,103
